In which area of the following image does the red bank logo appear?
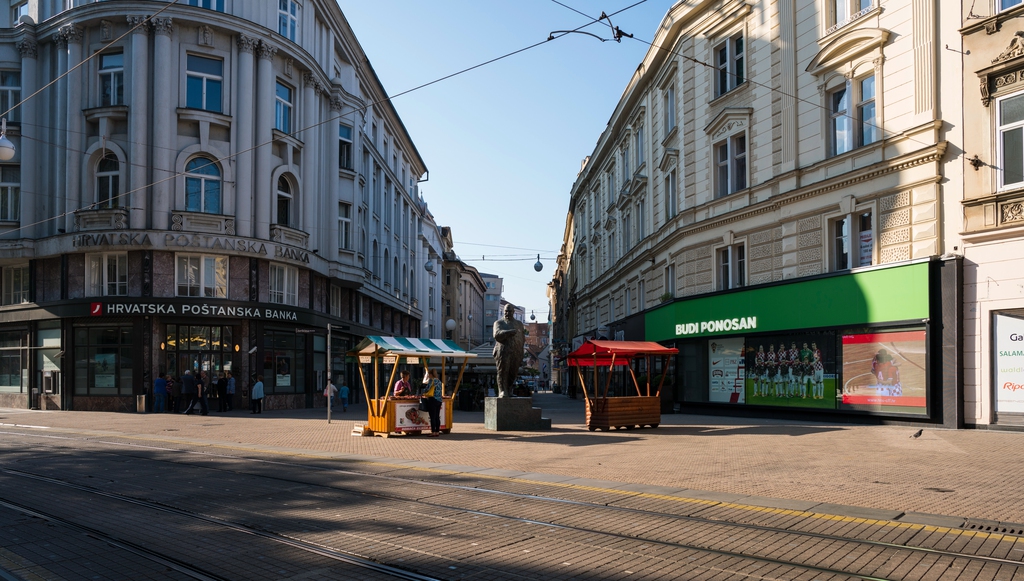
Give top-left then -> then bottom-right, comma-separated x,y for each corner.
90,302 -> 103,316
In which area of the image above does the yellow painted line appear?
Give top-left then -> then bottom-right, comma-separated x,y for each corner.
4,425 -> 1023,545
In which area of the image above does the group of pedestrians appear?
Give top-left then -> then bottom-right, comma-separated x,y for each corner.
150,370 -> 236,415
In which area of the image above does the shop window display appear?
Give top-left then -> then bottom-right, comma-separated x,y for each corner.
74,325 -> 133,396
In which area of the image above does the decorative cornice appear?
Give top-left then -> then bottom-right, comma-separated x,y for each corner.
151,17 -> 173,36
993,31 -> 1024,64
16,39 -> 37,59
257,41 -> 277,60
237,34 -> 258,54
59,24 -> 84,45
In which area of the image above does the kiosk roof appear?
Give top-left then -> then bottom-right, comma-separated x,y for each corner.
352,336 -> 477,358
567,339 -> 678,367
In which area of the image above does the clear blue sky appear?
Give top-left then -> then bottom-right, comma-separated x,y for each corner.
338,1 -> 674,323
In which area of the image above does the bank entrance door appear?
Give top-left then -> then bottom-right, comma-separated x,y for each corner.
165,325 -> 236,386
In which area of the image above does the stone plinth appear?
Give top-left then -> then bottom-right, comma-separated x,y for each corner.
484,397 -> 552,431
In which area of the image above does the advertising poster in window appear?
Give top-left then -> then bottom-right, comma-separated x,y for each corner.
394,400 -> 448,432
995,314 -> 1024,415
744,333 -> 837,408
840,329 -> 926,415
94,353 -> 116,388
275,355 -> 291,387
708,338 -> 745,403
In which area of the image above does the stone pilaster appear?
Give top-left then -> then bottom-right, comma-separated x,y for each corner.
234,34 -> 258,238
61,25 -> 84,233
254,42 -> 277,240
301,72 -> 321,249
151,17 -> 173,230
17,35 -> 37,238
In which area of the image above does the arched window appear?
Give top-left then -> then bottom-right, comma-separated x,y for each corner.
276,175 -> 292,227
96,152 -> 120,209
393,258 -> 399,295
383,248 -> 390,285
372,241 -> 379,276
184,156 -> 221,213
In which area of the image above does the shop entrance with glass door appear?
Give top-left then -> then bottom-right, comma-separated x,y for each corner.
164,324 -> 236,396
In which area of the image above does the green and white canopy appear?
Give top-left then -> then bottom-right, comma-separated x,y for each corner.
351,336 -> 477,358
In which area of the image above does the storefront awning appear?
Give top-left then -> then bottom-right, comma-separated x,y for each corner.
351,336 -> 477,358
566,339 -> 678,367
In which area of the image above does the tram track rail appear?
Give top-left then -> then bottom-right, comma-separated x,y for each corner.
2,430 -> 1022,581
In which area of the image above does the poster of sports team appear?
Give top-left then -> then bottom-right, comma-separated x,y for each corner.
706,329 -> 928,415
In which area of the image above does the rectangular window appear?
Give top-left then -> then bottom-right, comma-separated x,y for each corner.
1002,0 -> 1023,10
638,279 -> 645,311
269,263 -> 298,305
278,0 -> 298,41
175,254 -> 227,298
0,71 -> 20,122
664,170 -> 677,221
188,0 -> 224,10
635,125 -> 644,166
717,244 -> 745,290
185,55 -> 223,113
338,202 -> 351,250
74,324 -> 134,396
624,287 -> 632,316
715,134 -> 747,197
339,124 -> 353,170
275,81 -> 292,133
99,52 -> 124,106
0,165 -> 20,221
86,253 -> 127,296
330,286 -> 342,317
1000,93 -> 1024,188
858,75 -> 877,146
831,86 -> 852,155
637,200 -> 646,239
623,211 -> 632,249
621,145 -> 630,184
663,85 -> 676,132
832,211 -> 874,270
11,1 -> 27,23
715,35 -> 745,96
664,264 -> 675,297
2,265 -> 28,305
831,0 -> 873,29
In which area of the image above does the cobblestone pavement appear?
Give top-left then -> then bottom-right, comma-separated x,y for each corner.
1,392 -> 1022,527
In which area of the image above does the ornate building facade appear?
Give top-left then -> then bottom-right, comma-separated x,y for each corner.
0,1 -> 443,411
551,0 -> 968,426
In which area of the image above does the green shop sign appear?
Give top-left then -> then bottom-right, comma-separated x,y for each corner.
645,262 -> 930,341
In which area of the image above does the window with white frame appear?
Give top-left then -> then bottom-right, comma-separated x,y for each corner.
276,175 -> 293,227
184,157 -> 221,213
185,54 -> 222,113
330,285 -> 342,317
663,83 -> 676,133
86,252 -> 127,296
176,254 -> 227,297
621,145 -> 630,185
830,0 -> 872,32
831,210 -> 873,270
96,152 -> 120,208
635,125 -> 644,166
831,74 -> 877,156
269,263 -> 298,305
0,165 -> 19,221
637,199 -> 646,239
609,232 -> 616,264
623,211 -> 632,249
278,0 -> 298,41
339,124 -> 353,170
189,0 -> 225,10
11,1 -> 27,23
99,52 -> 124,106
999,92 -> 1024,188
664,169 -> 677,221
715,35 -> 745,97
1001,0 -> 1023,10
637,279 -> 645,311
338,202 -> 351,250
2,265 -> 28,305
624,286 -> 632,316
275,81 -> 292,133
715,133 -> 747,197
717,244 -> 745,290
664,264 -> 675,297
0,71 -> 20,122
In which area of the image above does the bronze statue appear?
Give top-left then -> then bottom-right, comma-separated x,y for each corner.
492,303 -> 526,398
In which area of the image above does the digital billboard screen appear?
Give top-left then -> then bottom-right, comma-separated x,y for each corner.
840,329 -> 927,415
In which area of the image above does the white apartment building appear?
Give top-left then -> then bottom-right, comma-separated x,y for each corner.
0,0 -> 441,411
553,0 -> 967,426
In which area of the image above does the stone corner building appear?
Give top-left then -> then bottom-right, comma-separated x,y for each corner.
0,0 -> 444,411
550,0 -> 977,426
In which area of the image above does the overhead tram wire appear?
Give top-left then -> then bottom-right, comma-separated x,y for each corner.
4,0 -> 655,238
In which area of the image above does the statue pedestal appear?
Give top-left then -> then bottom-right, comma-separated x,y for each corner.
484,397 -> 551,431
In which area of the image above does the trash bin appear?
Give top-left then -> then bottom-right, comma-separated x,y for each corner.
136,394 -> 148,413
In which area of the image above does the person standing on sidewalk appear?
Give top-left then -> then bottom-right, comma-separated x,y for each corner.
421,369 -> 443,436
216,372 -> 228,412
225,371 -> 235,411
181,370 -> 206,415
324,380 -> 338,410
168,375 -> 181,413
251,375 -> 264,414
339,382 -> 350,412
153,374 -> 168,413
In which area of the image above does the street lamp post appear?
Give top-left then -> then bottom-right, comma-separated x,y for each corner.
467,313 -> 473,349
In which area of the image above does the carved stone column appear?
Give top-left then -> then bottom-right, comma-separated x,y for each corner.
129,16 -> 154,229
61,25 -> 84,233
254,42 -> 276,240
16,36 -> 37,238
301,72 -> 321,250
234,34 -> 258,238
54,33 -> 68,235
328,97 -> 342,262
150,18 -> 174,230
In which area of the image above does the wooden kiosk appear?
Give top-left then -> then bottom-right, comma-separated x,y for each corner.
567,339 -> 679,431
349,336 -> 476,437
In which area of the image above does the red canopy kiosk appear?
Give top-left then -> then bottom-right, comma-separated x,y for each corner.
566,339 -> 679,431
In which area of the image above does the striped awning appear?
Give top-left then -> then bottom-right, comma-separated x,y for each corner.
351,336 -> 477,358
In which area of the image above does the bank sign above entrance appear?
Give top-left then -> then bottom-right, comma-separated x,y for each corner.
93,301 -> 299,321
647,262 -> 931,341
